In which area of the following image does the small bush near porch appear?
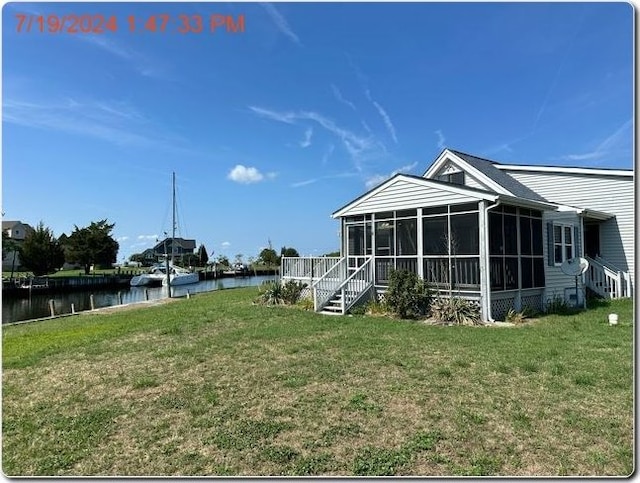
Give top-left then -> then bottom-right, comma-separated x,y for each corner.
2,289 -> 633,476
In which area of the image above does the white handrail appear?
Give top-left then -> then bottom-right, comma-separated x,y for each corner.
312,258 -> 348,311
584,255 -> 627,299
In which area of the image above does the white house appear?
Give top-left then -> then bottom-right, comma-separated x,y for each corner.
2,220 -> 34,272
282,148 -> 634,321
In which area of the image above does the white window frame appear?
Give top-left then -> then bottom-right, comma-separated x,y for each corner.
553,223 -> 574,266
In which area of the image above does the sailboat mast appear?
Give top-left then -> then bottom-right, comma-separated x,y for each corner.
172,171 -> 176,264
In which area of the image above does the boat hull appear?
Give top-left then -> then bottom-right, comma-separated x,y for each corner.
164,272 -> 200,286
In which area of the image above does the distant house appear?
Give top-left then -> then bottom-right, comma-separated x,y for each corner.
2,220 -> 34,271
137,237 -> 196,264
282,148 -> 634,321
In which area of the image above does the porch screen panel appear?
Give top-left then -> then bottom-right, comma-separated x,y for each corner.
424,258 -> 449,287
396,218 -> 417,256
450,213 -> 479,255
375,221 -> 395,256
348,225 -> 366,256
422,216 -> 447,255
375,258 -> 394,285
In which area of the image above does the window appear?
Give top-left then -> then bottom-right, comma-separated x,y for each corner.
437,171 -> 465,185
553,224 -> 574,265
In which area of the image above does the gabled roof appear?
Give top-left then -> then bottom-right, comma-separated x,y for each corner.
424,149 -> 548,202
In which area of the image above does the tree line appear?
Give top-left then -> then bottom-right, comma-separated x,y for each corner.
3,219 -> 118,276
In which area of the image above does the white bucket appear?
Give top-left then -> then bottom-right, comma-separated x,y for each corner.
608,313 -> 618,326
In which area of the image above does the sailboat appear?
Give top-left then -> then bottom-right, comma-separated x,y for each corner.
162,172 -> 200,287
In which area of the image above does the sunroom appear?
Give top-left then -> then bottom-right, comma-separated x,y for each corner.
282,174 -> 558,321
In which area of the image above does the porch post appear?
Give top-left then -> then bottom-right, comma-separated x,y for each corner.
478,200 -> 491,322
417,208 -> 424,280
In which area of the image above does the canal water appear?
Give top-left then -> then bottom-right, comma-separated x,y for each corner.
2,275 -> 277,324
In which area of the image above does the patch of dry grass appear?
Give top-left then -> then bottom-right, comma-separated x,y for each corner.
2,288 -> 634,476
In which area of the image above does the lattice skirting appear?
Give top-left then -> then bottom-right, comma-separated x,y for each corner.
491,292 -> 544,321
521,294 -> 544,314
300,287 -> 312,300
491,296 -> 516,321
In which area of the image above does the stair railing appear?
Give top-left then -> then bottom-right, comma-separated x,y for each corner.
333,257 -> 374,314
312,258 -> 347,312
584,255 -> 625,299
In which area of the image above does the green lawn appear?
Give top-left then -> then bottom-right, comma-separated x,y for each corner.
2,288 -> 634,476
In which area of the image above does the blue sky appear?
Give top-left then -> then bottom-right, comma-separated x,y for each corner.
2,2 -> 634,262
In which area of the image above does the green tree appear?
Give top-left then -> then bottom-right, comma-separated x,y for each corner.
19,222 -> 65,276
197,244 -> 209,266
65,219 -> 119,274
258,247 -> 279,266
2,230 -> 21,279
323,250 -> 341,257
216,255 -> 230,268
281,246 -> 300,258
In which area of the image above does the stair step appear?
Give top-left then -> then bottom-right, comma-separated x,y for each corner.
323,305 -> 342,312
320,310 -> 342,316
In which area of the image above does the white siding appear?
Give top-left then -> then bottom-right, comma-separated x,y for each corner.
340,179 -> 485,216
506,170 -> 634,282
542,211 -> 583,304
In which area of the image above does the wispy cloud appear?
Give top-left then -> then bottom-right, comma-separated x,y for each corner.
228,164 -> 275,184
222,241 -> 231,248
365,89 -> 398,144
299,127 -> 313,148
555,119 -> 633,165
137,234 -> 158,240
434,130 -> 446,150
2,96 -> 196,155
331,84 -> 357,112
322,144 -> 335,165
291,171 -> 358,188
78,36 -> 167,79
364,162 -> 418,189
260,3 -> 302,46
249,105 -> 382,171
116,236 -> 130,242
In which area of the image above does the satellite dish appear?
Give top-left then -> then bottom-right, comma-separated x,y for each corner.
561,257 -> 589,276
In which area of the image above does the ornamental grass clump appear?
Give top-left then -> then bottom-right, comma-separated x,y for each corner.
430,297 -> 482,326
256,280 -> 307,306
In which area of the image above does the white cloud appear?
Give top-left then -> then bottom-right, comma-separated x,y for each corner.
116,236 -> 129,242
299,127 -> 313,148
137,234 -> 158,240
228,165 -> 265,184
221,241 -> 231,248
434,129 -> 446,150
260,3 -> 302,45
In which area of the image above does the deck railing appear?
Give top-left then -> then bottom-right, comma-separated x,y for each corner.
585,255 -> 630,299
281,257 -> 342,284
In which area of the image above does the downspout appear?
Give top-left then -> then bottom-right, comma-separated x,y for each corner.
483,200 -> 501,323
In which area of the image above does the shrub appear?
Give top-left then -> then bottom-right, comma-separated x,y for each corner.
385,269 -> 432,319
255,280 -> 307,306
430,297 -> 482,326
281,280 -> 307,305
